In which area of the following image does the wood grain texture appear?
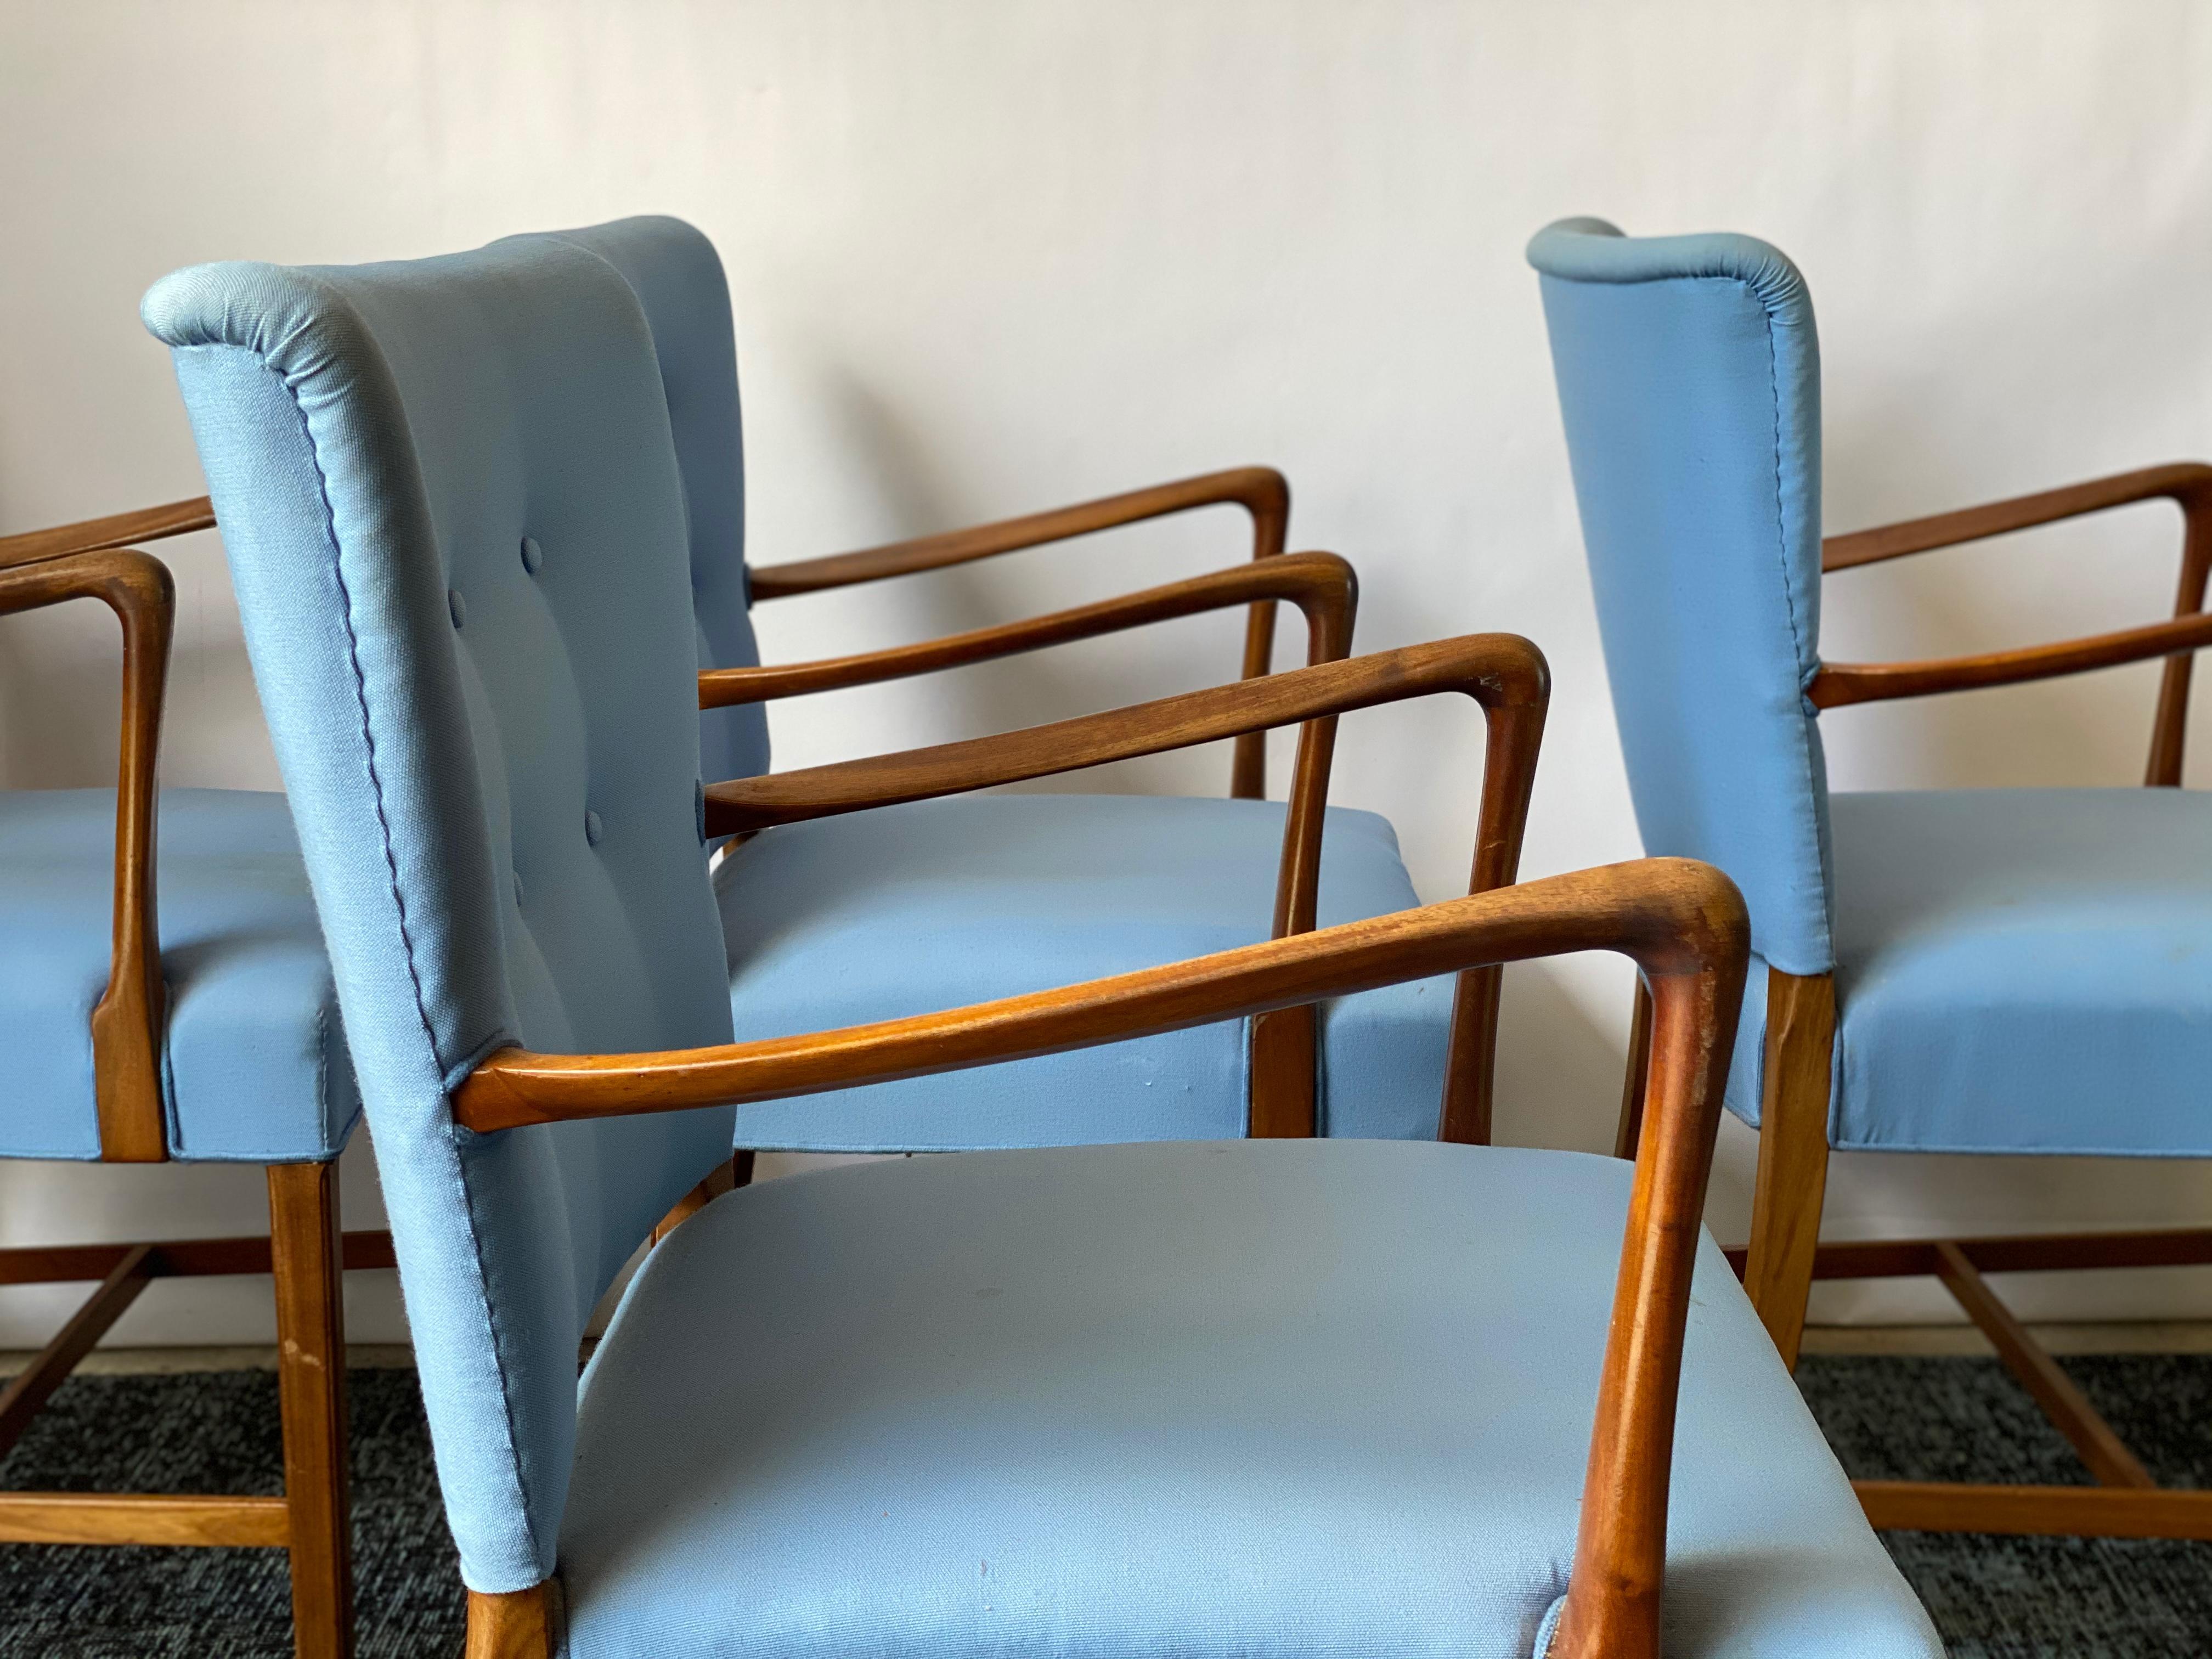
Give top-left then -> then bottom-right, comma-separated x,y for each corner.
1612,977 -> 1654,1161
465,1585 -> 556,1659
0,548 -> 175,1161
1821,462 -> 2212,571
1855,1482 -> 2212,1540
0,1245 -> 152,1460
0,1230 -> 397,1285
0,496 -> 214,571
1931,1241 -> 2154,1490
1822,460 -> 2212,775
1740,968 -> 1836,1372
458,857 -> 1747,1659
701,550 -> 1351,707
0,1492 -> 290,1547
268,1162 -> 354,1659
1810,608 -> 2212,708
746,465 -> 1290,798
704,634 -> 1542,835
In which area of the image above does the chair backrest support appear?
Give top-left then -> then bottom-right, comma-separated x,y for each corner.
145,239 -> 740,1592
1527,217 -> 1834,975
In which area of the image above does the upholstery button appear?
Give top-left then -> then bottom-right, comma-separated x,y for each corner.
448,589 -> 466,629
585,809 -> 605,847
512,871 -> 525,908
520,537 -> 543,575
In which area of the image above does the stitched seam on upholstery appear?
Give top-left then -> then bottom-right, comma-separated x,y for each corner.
1748,279 -> 1834,973
249,348 -> 539,1567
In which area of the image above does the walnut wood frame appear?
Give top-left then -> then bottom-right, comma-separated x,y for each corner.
1686,461 -> 2212,1542
0,508 -> 386,1659
458,855 -> 1747,1659
745,466 -> 1294,797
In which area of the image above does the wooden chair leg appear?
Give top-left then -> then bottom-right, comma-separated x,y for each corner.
467,1583 -> 556,1658
1740,968 -> 1836,1372
268,1161 -> 354,1659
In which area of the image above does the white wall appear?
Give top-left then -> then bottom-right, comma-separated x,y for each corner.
5,0 -> 2212,1344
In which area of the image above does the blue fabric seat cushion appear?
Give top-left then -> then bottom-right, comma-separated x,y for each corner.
1724,788 -> 2212,1156
714,793 -> 1455,1149
562,1139 -> 1939,1659
0,788 -> 358,1161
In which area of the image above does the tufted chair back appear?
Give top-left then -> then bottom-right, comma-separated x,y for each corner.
1527,217 -> 1835,977
143,238 -> 740,1592
531,216 -> 771,785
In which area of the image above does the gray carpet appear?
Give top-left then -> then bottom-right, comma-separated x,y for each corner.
0,1356 -> 2204,1656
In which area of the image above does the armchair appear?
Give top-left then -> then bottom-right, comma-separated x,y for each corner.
1532,216 -> 2212,1542
0,515 -> 394,1658
144,235 -> 1938,1659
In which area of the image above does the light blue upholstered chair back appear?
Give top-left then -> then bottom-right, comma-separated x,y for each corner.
533,216 -> 771,785
143,239 -> 739,1592
1528,217 -> 1834,975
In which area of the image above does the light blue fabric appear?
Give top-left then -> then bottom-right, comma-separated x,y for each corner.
1825,789 -> 2212,1155
533,218 -> 770,785
566,1140 -> 1940,1659
1528,218 -> 1833,977
1533,216 -> 2212,1161
0,787 -> 357,1161
145,238 -> 739,1590
546,214 -> 1459,1147
718,793 -> 1456,1148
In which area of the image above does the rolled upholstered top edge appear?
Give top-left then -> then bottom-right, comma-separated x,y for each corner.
1525,216 -> 1811,330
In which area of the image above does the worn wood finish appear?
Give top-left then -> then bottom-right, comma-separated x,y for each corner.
0,495 -> 214,571
0,1245 -> 153,1460
1930,1241 -> 2154,1489
0,1230 -> 397,1285
269,1162 -> 354,1659
1613,977 -> 1654,1161
701,550 -> 1351,707
0,1493 -> 290,1547
1811,608 -> 2212,709
455,859 -> 1745,1659
0,549 -> 176,1161
1740,968 -> 1836,1371
1856,1482 -> 2212,1541
466,1585 -> 557,1659
747,466 -> 1290,797
1550,940 -> 1746,1659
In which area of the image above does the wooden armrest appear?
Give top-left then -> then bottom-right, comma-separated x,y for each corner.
1822,463 -> 2212,572
459,855 -> 1745,1659
0,550 -> 175,1161
0,497 -> 215,572
701,551 -> 1353,708
710,631 -> 1547,1141
707,633 -> 1543,834
1811,608 -> 2212,708
746,466 -> 1288,600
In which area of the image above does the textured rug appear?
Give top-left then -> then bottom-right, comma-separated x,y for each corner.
0,1356 -> 2204,1656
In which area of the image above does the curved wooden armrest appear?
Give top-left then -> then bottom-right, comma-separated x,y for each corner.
1822,462 -> 2212,572
0,550 -> 176,1161
459,856 -> 1745,1659
1810,608 -> 2212,708
712,631 -> 1547,1141
746,466 -> 1289,600
701,550 -> 1353,708
707,633 -> 1543,833
0,497 -> 215,572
